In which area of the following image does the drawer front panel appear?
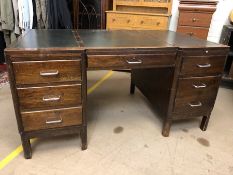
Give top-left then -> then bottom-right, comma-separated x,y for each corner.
88,54 -> 176,69
173,98 -> 215,117
13,60 -> 82,85
107,13 -> 168,30
181,56 -> 226,76
179,12 -> 212,27
177,26 -> 209,39
22,107 -> 82,132
133,15 -> 168,30
18,84 -> 81,110
176,76 -> 220,100
107,13 -> 135,29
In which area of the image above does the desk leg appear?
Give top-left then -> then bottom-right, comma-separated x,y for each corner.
21,135 -> 32,159
80,126 -> 87,150
162,119 -> 172,137
130,77 -> 135,94
200,115 -> 210,131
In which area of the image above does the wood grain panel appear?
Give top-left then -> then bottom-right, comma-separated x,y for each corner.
177,26 -> 209,39
13,60 -> 81,85
180,55 -> 226,76
178,12 -> 212,27
22,107 -> 82,132
88,54 -> 176,69
18,84 -> 81,110
175,76 -> 220,100
173,98 -> 215,118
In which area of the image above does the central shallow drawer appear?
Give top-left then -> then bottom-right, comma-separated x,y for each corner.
13,60 -> 82,85
21,107 -> 82,132
180,55 -> 226,76
88,53 -> 176,69
18,84 -> 82,110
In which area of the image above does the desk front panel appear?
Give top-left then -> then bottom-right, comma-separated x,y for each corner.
86,48 -> 177,70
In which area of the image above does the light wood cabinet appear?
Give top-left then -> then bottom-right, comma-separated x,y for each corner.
106,0 -> 172,30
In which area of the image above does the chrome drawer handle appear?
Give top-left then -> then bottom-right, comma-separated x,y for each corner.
196,63 -> 211,68
43,95 -> 61,102
126,59 -> 142,64
189,102 -> 202,107
40,70 -> 59,76
46,117 -> 63,124
192,83 -> 207,89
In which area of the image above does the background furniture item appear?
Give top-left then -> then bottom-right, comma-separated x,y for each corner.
220,25 -> 233,81
177,0 -> 218,39
6,29 -> 228,158
230,10 -> 233,24
72,0 -> 112,29
106,0 -> 173,30
5,30 -> 87,159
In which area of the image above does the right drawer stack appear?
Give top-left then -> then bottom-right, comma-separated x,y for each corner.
173,49 -> 227,119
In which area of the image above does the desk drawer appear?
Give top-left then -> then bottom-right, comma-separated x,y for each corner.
177,26 -> 209,39
107,13 -> 168,30
180,56 -> 226,76
173,98 -> 215,118
18,84 -> 82,110
22,107 -> 82,132
107,13 -> 134,29
88,54 -> 176,69
176,76 -> 220,100
13,60 -> 82,85
133,15 -> 168,30
178,12 -> 212,27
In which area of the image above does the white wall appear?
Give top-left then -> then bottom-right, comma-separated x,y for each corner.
168,0 -> 233,43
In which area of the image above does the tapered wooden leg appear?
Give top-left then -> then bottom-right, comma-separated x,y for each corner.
80,126 -> 87,150
200,115 -> 210,131
21,136 -> 32,159
162,119 -> 172,137
130,80 -> 135,94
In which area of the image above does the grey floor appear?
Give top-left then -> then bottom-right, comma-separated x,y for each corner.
0,71 -> 233,175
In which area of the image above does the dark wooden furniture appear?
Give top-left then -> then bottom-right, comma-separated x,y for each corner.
177,0 -> 218,39
220,25 -> 233,81
5,30 -> 87,159
6,29 -> 228,159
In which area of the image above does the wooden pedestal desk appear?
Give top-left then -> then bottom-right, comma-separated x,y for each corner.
5,30 -> 228,159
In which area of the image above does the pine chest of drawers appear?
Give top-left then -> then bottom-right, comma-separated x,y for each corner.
5,30 -> 87,159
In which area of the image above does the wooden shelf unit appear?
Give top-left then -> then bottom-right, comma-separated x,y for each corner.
106,0 -> 173,30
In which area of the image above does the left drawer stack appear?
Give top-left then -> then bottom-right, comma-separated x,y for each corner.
6,52 -> 87,159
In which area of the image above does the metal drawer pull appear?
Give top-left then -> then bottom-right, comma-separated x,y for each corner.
196,63 -> 211,68
126,59 -> 142,64
43,95 -> 61,102
192,83 -> 207,88
40,70 -> 59,76
189,102 -> 202,107
46,117 -> 63,124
